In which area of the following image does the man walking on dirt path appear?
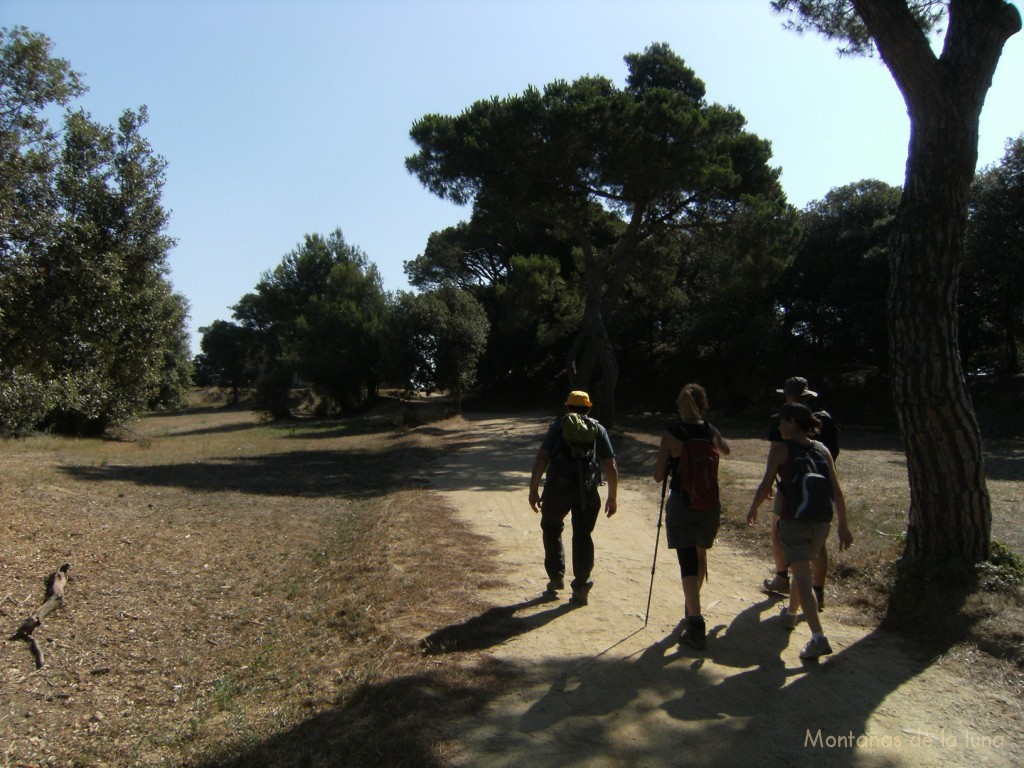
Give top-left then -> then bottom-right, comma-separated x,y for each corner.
529,390 -> 618,606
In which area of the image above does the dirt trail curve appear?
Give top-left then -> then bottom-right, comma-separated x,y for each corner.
427,413 -> 1020,768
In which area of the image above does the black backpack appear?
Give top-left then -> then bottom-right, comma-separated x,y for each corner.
784,440 -> 834,522
814,410 -> 840,461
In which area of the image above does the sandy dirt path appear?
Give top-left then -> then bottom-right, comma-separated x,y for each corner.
428,413 -> 1021,767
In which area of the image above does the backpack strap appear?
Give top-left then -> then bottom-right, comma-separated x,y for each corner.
808,440 -> 830,467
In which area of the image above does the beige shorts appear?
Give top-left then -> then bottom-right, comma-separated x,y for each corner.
779,519 -> 830,565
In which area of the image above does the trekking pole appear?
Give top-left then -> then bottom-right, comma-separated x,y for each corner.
644,474 -> 669,627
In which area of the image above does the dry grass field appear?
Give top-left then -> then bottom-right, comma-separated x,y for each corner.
1,394 -> 508,766
1,391 -> 1020,766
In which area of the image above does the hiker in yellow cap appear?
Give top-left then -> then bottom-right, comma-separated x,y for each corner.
529,390 -> 618,605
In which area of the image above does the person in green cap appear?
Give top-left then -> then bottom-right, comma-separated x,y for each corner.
529,390 -> 618,605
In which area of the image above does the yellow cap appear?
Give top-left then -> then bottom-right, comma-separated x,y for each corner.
564,390 -> 592,408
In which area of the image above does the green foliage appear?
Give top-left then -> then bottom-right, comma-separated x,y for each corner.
407,43 -> 786,423
198,320 -> 257,402
778,179 -> 900,369
620,195 -> 799,404
770,0 -> 945,56
0,368 -> 57,436
404,205 -> 588,401
405,219 -> 510,291
148,290 -> 193,411
0,26 -> 84,257
383,285 -> 489,412
233,229 -> 387,417
497,254 -> 582,347
293,253 -> 387,410
962,134 -> 1024,374
977,539 -> 1024,592
408,43 -> 781,233
0,28 -> 190,435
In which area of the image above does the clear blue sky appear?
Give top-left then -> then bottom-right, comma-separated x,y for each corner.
4,0 -> 1022,354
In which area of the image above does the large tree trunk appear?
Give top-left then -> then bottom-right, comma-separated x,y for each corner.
889,142 -> 991,568
855,0 -> 1021,575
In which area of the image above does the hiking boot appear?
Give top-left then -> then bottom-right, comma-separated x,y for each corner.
779,606 -> 798,631
569,587 -> 589,606
679,616 -> 707,650
545,577 -> 565,595
799,635 -> 834,660
568,579 -> 592,606
762,573 -> 790,594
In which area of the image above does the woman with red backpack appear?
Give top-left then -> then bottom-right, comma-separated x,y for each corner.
652,383 -> 731,650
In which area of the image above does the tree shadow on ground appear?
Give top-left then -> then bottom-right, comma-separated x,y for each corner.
186,595 -> 994,768
186,662 -> 515,768
151,421 -> 264,438
60,446 -> 437,499
144,404 -> 236,418
159,414 -> 406,441
481,603 -> 975,767
422,410 -> 681,496
280,417 -> 413,441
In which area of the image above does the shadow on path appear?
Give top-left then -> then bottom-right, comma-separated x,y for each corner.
483,608 -> 950,767
423,595 -> 579,654
196,607 -> 965,767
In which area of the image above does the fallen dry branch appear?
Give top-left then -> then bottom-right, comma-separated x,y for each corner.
11,563 -> 71,669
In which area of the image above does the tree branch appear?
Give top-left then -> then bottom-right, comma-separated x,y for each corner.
852,0 -> 942,113
11,563 -> 71,669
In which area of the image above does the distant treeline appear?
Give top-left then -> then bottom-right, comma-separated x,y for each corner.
4,29 -> 1021,438
196,158 -> 1024,433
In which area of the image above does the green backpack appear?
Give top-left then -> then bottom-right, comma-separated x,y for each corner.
551,413 -> 601,489
562,412 -> 598,456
